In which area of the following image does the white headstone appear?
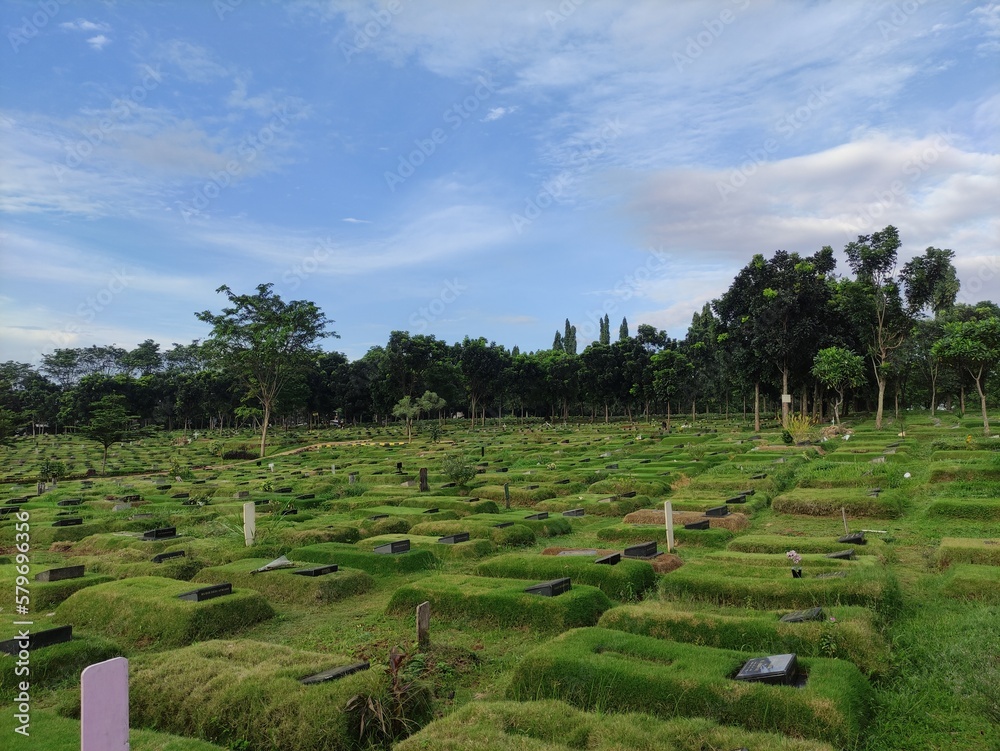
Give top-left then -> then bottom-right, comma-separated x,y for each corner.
664,500 -> 674,553
268,463 -> 275,472
81,657 -> 129,751
243,502 -> 256,547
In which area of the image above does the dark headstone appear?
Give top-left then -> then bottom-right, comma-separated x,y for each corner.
177,583 -> 233,602
373,539 -> 410,554
619,491 -> 637,498
296,493 -> 314,500
0,625 -> 72,655
422,508 -> 440,514
367,514 -> 389,520
57,498 -> 83,506
595,553 -> 621,565
524,512 -> 549,520
300,661 -> 370,684
0,507 -> 18,516
735,653 -> 798,685
440,482 -> 456,488
838,532 -> 866,545
275,487 -> 292,494
52,517 -> 83,527
725,495 -> 747,504
554,478 -> 570,485
705,505 -> 730,517
524,484 -> 539,490
280,508 -> 298,516
419,467 -> 429,492
684,519 -> 710,530
151,550 -> 185,563
293,564 -> 338,577
156,484 -> 172,490
562,508 -> 585,517
171,492 -> 189,499
5,497 -> 29,505
437,533 -> 470,544
606,463 -> 619,469
623,541 -> 659,559
825,549 -> 855,560
493,522 -> 514,529
751,473 -> 767,480
35,565 -> 85,582
779,607 -> 824,623
524,577 -> 572,597
142,527 -> 177,541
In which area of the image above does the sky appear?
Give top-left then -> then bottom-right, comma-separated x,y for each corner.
1,0 -> 998,365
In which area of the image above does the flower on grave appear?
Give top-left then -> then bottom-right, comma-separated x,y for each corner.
828,616 -> 837,623
786,550 -> 802,566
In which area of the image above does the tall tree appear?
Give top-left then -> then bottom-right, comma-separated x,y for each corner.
552,330 -> 564,352
195,283 -> 335,456
900,247 -> 960,317
811,346 -> 866,425
563,318 -> 578,355
599,314 -> 611,346
932,315 -> 1000,436
80,394 -> 133,473
618,317 -> 629,342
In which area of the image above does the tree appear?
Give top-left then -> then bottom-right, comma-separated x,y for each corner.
618,317 -> 629,342
417,390 -> 447,423
195,284 -> 335,456
392,396 -> 421,442
563,319 -> 578,355
932,316 -> 1000,436
900,247 -> 960,317
651,347 -> 692,429
811,347 -> 866,425
599,314 -> 611,346
80,394 -> 133,473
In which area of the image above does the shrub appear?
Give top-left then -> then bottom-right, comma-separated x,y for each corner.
506,627 -> 871,748
442,454 -> 477,487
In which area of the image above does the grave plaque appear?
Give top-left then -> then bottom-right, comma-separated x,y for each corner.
5,497 -> 28,505
374,539 -> 410,554
52,517 -> 83,527
275,487 -> 292,493
779,607 -> 824,623
280,508 -> 298,516
825,549 -> 855,560
524,512 -> 549,520
606,463 -> 619,469
493,522 -> 514,529
867,488 -> 881,497
705,505 -> 730,517
172,492 -> 189,499
177,583 -> 233,602
725,495 -> 748,504
437,532 -> 470,544
562,508 -> 585,517
619,491 -> 637,498
595,553 -> 621,565
35,565 -> 85,582
440,482 -> 456,489
151,550 -> 185,563
524,484 -> 539,490
837,532 -> 866,545
524,577 -> 572,597
296,493 -> 314,500
735,653 -> 798,685
423,508 -> 440,514
623,541 -> 659,559
815,571 -> 846,579
368,514 -> 389,520
0,625 -> 73,655
300,661 -> 369,685
0,507 -> 18,516
293,564 -> 338,577
557,549 -> 598,556
57,498 -> 83,506
142,527 -> 177,541
156,484 -> 172,490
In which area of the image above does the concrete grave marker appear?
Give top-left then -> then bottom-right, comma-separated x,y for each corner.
81,657 -> 129,751
243,502 -> 256,546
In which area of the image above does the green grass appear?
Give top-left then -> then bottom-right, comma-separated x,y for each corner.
474,552 -> 657,601
290,542 -> 437,574
190,557 -> 374,604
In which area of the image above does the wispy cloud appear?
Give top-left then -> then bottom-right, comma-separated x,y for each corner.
342,217 -> 370,224
87,34 -> 111,51
482,106 -> 517,122
60,19 -> 111,33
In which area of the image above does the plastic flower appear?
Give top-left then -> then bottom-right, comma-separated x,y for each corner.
785,550 -> 802,565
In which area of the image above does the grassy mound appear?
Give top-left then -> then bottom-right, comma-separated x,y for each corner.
935,537 -> 1000,567
395,699 -> 837,751
290,542 -> 437,574
507,627 -> 871,747
0,633 -> 121,699
926,498 -> 1000,521
191,558 -> 373,604
464,511 -> 572,537
474,552 -> 657,601
598,602 -> 890,676
360,533 -> 494,560
727,535 -> 881,555
771,488 -> 905,518
129,640 -> 432,751
386,574 -> 612,633
55,576 -> 274,648
597,523 -> 734,548
408,519 -> 536,547
938,564 -> 1000,602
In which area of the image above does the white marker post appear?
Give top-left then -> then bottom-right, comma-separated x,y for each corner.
243,501 -> 256,547
664,500 -> 674,553
81,657 -> 129,751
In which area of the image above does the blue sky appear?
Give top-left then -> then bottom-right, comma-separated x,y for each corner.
1,0 -> 998,364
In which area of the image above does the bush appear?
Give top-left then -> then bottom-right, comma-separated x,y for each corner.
474,553 -> 657,601
386,575 -> 612,633
442,454 -> 477,487
506,627 -> 871,748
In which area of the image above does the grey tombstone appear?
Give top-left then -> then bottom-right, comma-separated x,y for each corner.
524,578 -> 571,597
177,583 -> 233,602
35,565 -> 85,582
300,662 -> 369,685
734,654 -> 798,685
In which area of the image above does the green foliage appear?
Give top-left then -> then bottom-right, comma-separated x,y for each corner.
507,627 -> 872,747
191,558 -> 374,604
0,635 -> 121,700
441,454 -> 476,487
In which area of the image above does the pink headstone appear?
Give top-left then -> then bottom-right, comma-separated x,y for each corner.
81,656 -> 129,751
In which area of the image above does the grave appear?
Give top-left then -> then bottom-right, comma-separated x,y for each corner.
683,519 -> 710,530
554,478 -> 570,484
437,533 -> 470,544
838,532 -> 866,545
725,495 -> 748,504
368,514 -> 389,520
172,492 -> 189,499
705,505 -> 730,517
779,607 -> 825,623
35,565 -> 85,582
562,508 -> 585,517
734,653 -> 798,685
293,564 -> 339,577
275,487 -> 292,493
0,625 -> 73,655
296,493 -> 315,500
815,572 -> 847,579
606,463 -> 619,469
177,583 -> 233,602
524,577 -> 572,597
556,549 -> 599,556
623,541 -> 659,559
493,522 -> 514,529
374,539 -> 411,555
57,498 -> 83,506
300,661 -> 370,684
142,527 -> 178,541
422,508 -> 440,514
826,549 -> 855,560
525,512 -> 549,520
595,553 -> 621,565
151,550 -> 186,563
52,517 -> 83,527
5,497 -> 29,505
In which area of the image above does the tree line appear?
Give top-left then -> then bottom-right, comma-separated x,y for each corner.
2,226 -> 999,453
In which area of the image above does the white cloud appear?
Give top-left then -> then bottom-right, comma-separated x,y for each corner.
342,217 -> 370,223
87,34 -> 111,51
482,106 -> 517,122
60,19 -> 111,33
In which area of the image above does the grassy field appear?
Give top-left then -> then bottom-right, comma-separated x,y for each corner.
1,414 -> 998,750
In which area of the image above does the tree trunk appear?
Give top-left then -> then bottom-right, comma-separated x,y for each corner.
101,444 -> 109,474
781,367 -> 790,427
833,388 -> 843,425
259,401 -> 271,457
754,381 -> 761,433
929,362 -> 938,415
959,385 -> 965,416
604,402 -> 609,424
973,368 -> 990,436
666,400 -> 672,430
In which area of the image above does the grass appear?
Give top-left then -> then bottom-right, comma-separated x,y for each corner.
473,552 -> 657,601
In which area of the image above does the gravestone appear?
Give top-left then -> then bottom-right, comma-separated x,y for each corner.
493,522 -> 514,529
275,487 -> 292,494
419,468 -> 429,492
606,463 -> 619,469
562,508 -> 585,517
437,533 -> 470,544
422,508 -> 440,514
243,502 -> 256,547
735,653 -> 798,685
300,661 -> 369,685
177,583 -> 233,602
151,550 -> 185,563
825,549 -> 855,560
52,517 -> 83,527
293,564 -> 338,577
595,553 -> 621,565
556,549 -> 598,556
417,601 -> 430,647
623,541 -> 659,559
838,532 -> 866,545
171,492 -> 189,499
0,625 -> 73,655
35,565 -> 85,582
525,512 -> 549,520
142,527 -> 177,541
368,513 -> 389,520
705,505 -> 730,517
81,656 -> 129,751
296,493 -> 314,500
524,577 -> 572,597
619,490 -> 637,498
373,539 -> 410,555
57,498 -> 83,506
725,495 -> 748,504
779,607 -> 824,623
524,484 -> 539,490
